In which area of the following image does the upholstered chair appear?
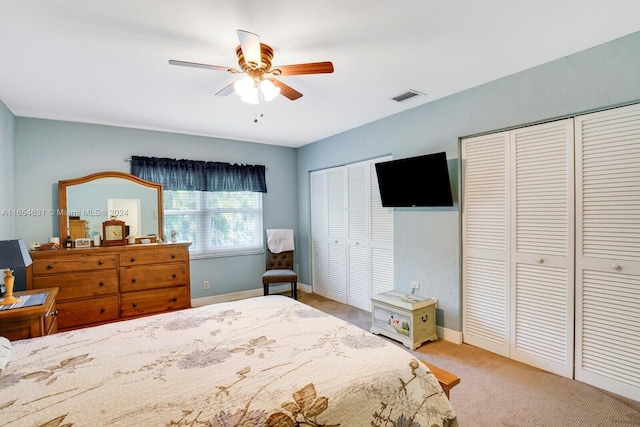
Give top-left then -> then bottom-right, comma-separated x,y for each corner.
261,249 -> 297,299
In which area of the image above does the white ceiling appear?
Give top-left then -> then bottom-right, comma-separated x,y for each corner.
1,1 -> 639,148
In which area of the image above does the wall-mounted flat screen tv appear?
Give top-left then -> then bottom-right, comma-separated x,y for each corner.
374,152 -> 453,207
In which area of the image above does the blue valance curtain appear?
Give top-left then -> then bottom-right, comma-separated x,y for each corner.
130,156 -> 267,193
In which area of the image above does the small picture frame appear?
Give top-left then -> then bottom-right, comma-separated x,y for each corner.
75,238 -> 91,249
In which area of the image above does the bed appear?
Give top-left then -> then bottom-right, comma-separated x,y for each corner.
0,295 -> 458,426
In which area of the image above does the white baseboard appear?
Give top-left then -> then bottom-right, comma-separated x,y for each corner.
192,282 -> 311,307
437,326 -> 463,344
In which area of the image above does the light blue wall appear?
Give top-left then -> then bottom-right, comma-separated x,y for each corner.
297,31 -> 640,332
0,100 -> 15,240
13,119 -> 298,295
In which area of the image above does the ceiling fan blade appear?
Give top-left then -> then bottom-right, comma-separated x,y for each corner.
169,59 -> 239,73
237,29 -> 261,68
215,82 -> 236,96
268,78 -> 303,101
272,61 -> 334,76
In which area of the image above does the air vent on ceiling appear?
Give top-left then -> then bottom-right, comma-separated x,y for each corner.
392,90 -> 425,102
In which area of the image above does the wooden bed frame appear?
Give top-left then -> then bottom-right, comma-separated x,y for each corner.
422,361 -> 461,399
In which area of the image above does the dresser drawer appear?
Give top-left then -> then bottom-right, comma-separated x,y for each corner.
120,286 -> 189,318
57,296 -> 119,330
32,254 -> 117,275
119,264 -> 187,292
120,247 -> 188,266
32,271 -> 118,300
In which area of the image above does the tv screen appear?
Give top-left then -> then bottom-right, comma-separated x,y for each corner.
374,152 -> 453,207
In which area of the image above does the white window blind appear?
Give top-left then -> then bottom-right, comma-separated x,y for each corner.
163,190 -> 263,258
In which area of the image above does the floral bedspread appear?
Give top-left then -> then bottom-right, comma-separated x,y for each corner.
0,295 -> 458,426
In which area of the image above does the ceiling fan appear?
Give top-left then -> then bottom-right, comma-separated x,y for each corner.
169,29 -> 334,104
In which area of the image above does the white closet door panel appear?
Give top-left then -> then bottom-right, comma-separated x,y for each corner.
463,133 -> 509,253
462,132 -> 510,356
327,242 -> 347,304
512,121 -> 573,256
327,167 -> 346,242
576,103 -> 640,400
310,172 -> 328,242
510,119 -> 574,378
311,241 -> 329,298
347,162 -> 368,243
348,244 -> 370,311
370,157 -> 394,245
464,256 -> 509,356
512,263 -> 572,377
371,247 -> 394,296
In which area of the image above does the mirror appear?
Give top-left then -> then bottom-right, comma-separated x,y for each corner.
58,171 -> 164,242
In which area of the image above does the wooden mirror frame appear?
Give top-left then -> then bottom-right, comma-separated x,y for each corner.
58,171 -> 164,242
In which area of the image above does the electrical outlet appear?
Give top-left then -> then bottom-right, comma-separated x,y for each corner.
203,281 -> 210,290
410,281 -> 420,290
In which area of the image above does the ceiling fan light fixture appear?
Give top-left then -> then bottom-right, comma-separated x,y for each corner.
234,76 -> 255,98
260,79 -> 280,102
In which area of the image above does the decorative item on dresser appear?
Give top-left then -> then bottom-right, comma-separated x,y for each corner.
26,243 -> 191,331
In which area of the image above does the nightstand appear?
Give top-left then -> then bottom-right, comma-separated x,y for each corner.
0,288 -> 58,340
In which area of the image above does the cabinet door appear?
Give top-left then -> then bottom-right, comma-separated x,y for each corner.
509,119 -> 574,378
462,132 -> 511,357
575,103 -> 640,400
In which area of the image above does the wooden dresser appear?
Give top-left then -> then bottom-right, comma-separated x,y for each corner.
26,243 -> 191,331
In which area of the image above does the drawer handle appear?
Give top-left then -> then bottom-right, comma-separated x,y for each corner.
100,308 -> 106,313
172,273 -> 177,278
98,260 -> 104,265
131,278 -> 137,283
171,253 -> 176,259
132,302 -> 137,308
52,309 -> 59,316
421,315 -> 428,323
130,257 -> 136,262
99,281 -> 105,287
47,264 -> 53,269
172,297 -> 178,302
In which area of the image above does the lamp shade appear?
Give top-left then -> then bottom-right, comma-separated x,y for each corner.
0,240 -> 33,269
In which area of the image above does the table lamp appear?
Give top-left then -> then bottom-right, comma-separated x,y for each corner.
0,239 -> 33,305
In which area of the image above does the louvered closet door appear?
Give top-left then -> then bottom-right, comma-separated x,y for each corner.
347,161 -> 370,311
310,171 -> 329,297
462,132 -> 511,357
509,120 -> 574,378
369,157 -> 394,297
575,103 -> 640,400
326,167 -> 348,303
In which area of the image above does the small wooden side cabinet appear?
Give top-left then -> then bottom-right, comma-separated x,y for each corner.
0,288 -> 58,340
371,290 -> 438,350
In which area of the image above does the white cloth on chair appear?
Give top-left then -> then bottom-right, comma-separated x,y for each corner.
266,229 -> 295,254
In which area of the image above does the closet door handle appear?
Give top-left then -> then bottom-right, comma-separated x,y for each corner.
537,257 -> 544,264
611,264 -> 622,271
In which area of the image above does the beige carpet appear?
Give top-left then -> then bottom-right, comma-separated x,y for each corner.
298,291 -> 640,427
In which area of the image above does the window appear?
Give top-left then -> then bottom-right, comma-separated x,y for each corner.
164,190 -> 263,258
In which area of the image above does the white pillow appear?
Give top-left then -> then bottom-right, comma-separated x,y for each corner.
0,336 -> 11,374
